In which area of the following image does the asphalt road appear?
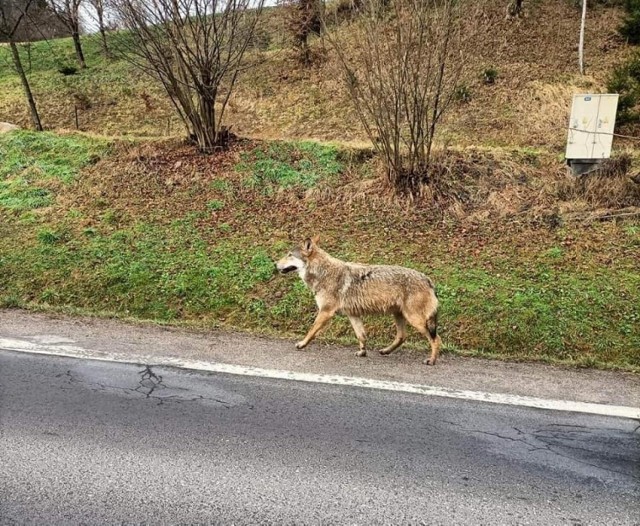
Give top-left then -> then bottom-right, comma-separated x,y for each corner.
1,350 -> 638,525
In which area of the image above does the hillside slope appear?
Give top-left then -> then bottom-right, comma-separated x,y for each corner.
0,1 -> 635,148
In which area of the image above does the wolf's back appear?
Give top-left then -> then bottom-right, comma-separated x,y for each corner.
339,264 -> 436,316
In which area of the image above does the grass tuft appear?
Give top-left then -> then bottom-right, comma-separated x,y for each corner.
237,141 -> 342,194
0,131 -> 110,212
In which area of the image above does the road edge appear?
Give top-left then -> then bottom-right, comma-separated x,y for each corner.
2,337 -> 639,420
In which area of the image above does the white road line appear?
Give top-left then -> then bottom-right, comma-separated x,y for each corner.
1,337 -> 639,420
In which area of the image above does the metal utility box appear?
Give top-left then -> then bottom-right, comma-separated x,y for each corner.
566,94 -> 619,160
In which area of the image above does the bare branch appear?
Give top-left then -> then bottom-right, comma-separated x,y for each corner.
112,0 -> 265,152
325,0 -> 479,193
0,0 -> 43,130
46,0 -> 87,67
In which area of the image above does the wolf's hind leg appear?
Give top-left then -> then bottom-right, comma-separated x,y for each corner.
424,311 -> 442,366
348,315 -> 367,357
404,310 -> 441,365
379,313 -> 407,355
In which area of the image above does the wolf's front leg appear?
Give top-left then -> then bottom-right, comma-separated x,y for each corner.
296,308 -> 335,349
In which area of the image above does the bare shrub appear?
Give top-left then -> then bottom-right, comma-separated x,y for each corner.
325,0 -> 363,24
280,0 -> 323,65
325,0 -> 480,195
113,0 -> 265,153
311,146 -> 544,220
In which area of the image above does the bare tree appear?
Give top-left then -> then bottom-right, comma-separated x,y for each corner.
0,0 -> 43,130
87,0 -> 111,57
280,0 -> 322,65
506,0 -> 522,19
112,0 -> 265,152
326,0 -> 474,192
47,0 -> 86,68
4,0 -> 70,41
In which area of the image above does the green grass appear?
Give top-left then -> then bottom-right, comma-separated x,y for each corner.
2,227 -> 638,370
0,144 -> 638,372
432,264 -> 639,367
236,141 -> 343,194
0,130 -> 109,181
207,199 -> 225,211
1,165 -> 638,371
0,34 -> 135,95
0,6 -> 637,371
1,34 -> 105,75
0,33 -> 178,137
0,218 -> 276,322
0,131 -> 110,211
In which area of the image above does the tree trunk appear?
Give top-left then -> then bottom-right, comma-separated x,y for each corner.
99,27 -> 110,58
97,8 -> 111,58
194,92 -> 218,152
72,30 -> 86,68
301,37 -> 311,66
9,41 -> 43,131
507,0 -> 523,18
205,96 -> 217,150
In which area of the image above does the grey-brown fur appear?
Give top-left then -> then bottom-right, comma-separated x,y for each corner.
276,237 -> 442,365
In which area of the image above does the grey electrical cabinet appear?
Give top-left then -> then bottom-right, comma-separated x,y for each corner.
566,94 -> 619,160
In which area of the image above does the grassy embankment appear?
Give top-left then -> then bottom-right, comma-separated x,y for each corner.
0,131 -> 638,370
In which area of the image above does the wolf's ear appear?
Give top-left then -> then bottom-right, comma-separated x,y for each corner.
303,238 -> 313,253
311,235 -> 320,245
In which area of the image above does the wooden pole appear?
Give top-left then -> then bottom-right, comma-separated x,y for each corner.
579,0 -> 587,75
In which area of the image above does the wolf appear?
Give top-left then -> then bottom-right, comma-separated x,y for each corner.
276,237 -> 442,365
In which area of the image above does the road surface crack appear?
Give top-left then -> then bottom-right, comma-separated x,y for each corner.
135,365 -> 164,398
59,366 -> 230,407
440,419 -> 638,481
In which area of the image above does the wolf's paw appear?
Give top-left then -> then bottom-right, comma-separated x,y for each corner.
378,349 -> 392,356
295,341 -> 307,350
423,358 -> 436,366
355,349 -> 367,357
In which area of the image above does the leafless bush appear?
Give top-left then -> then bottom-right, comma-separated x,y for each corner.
325,0 -> 363,24
326,0 -> 480,195
279,0 -> 323,65
113,0 -> 265,152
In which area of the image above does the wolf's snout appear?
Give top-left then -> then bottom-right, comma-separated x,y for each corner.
276,260 -> 292,274
279,266 -> 297,274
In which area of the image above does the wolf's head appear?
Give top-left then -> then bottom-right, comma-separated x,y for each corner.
276,237 -> 319,275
